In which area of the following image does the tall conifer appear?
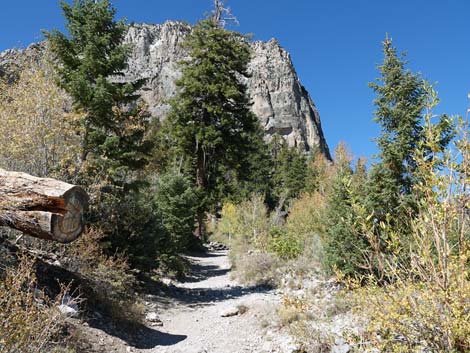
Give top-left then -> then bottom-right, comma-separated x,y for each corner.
46,0 -> 151,190
366,38 -> 427,222
168,14 -> 264,237
46,0 -> 155,266
366,38 -> 453,257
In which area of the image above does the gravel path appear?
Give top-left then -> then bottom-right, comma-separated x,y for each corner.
78,250 -> 295,353
142,250 -> 294,353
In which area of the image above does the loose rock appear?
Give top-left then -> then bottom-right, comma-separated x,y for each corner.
58,304 -> 79,318
146,311 -> 163,326
220,306 -> 240,317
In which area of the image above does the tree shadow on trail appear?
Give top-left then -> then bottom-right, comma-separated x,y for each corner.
32,256 -> 187,349
86,318 -> 187,349
183,263 -> 230,283
172,284 -> 271,308
185,250 -> 227,258
139,251 -> 273,310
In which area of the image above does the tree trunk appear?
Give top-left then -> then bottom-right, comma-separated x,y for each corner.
194,148 -> 206,240
0,169 -> 89,243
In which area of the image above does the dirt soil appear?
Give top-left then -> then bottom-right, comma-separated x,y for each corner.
75,250 -> 295,353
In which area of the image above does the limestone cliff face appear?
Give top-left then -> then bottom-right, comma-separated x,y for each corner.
123,22 -> 191,119
248,39 -> 329,156
123,21 -> 330,158
0,21 -> 331,158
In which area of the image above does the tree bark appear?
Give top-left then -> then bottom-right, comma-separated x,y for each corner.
0,168 -> 89,243
194,148 -> 206,240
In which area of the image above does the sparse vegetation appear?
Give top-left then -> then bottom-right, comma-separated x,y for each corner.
231,251 -> 280,287
0,256 -> 65,353
0,48 -> 82,178
62,228 -> 144,324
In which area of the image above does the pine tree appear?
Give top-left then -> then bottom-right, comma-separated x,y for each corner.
268,134 -> 307,208
154,172 -> 198,253
46,0 -> 155,267
167,16 -> 264,237
229,134 -> 273,205
366,37 -> 452,224
46,0 -> 152,190
323,143 -> 368,276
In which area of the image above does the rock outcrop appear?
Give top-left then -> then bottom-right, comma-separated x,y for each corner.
248,39 -> 329,156
0,21 -> 331,158
123,21 -> 330,158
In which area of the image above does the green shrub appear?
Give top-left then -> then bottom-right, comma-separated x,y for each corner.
268,226 -> 303,260
321,143 -> 369,278
155,253 -> 189,279
93,188 -> 164,271
154,172 -> 198,253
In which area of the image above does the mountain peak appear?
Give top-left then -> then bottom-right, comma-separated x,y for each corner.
124,22 -> 330,157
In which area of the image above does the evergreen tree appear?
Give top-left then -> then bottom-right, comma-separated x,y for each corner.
366,37 -> 452,224
350,157 -> 368,201
154,172 -> 198,253
46,0 -> 152,190
46,0 -> 155,267
229,135 -> 273,205
167,16 -> 264,237
323,143 -> 368,276
270,135 -> 308,206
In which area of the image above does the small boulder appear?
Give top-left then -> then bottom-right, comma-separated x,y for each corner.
58,304 -> 79,318
220,306 -> 240,317
332,344 -> 351,353
58,293 -> 79,318
146,312 -> 163,326
161,278 -> 173,286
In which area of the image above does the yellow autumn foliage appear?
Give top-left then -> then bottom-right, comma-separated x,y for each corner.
353,91 -> 470,353
0,50 -> 82,177
218,195 -> 270,251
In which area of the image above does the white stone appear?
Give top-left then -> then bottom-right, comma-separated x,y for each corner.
220,306 -> 240,317
58,304 -> 79,318
145,311 -> 161,322
332,344 -> 351,353
161,278 -> 173,286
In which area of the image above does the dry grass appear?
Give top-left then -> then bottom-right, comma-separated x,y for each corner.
0,255 -> 65,353
277,305 -> 305,327
62,228 -> 144,324
231,252 -> 280,287
289,321 -> 333,353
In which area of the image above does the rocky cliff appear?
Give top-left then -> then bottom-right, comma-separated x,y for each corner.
123,21 -> 330,158
0,21 -> 330,158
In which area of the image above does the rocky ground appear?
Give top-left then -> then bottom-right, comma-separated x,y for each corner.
75,250 -> 298,353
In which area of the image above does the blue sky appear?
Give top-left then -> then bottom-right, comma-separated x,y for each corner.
1,1 -> 469,160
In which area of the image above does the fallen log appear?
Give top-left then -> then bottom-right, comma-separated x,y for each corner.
0,169 -> 88,243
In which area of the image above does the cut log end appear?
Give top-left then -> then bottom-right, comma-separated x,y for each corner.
51,187 -> 88,243
0,169 -> 89,243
